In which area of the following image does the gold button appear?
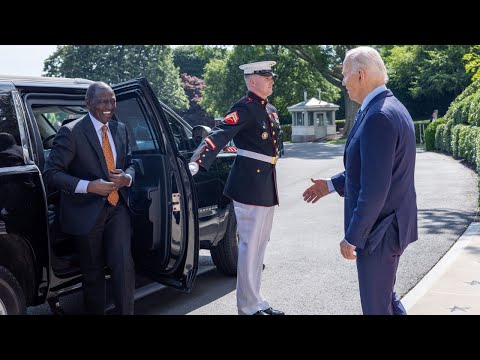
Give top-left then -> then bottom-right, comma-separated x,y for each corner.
257,169 -> 260,173
261,101 -> 265,104
202,154 -> 206,157
206,149 -> 209,151
199,160 -> 202,163
274,140 -> 277,143
272,131 -> 275,135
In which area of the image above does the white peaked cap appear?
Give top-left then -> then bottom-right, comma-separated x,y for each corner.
239,61 -> 277,76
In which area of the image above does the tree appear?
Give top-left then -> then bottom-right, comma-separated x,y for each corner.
200,57 -> 231,118
173,46 -> 209,78
43,45 -> 189,111
385,45 -> 471,118
286,45 -> 357,135
463,45 -> 480,82
178,74 -> 214,128
201,45 -> 340,124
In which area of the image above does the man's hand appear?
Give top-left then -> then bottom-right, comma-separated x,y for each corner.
109,169 -> 130,188
87,179 -> 117,196
340,239 -> 357,260
302,178 -> 330,203
189,162 -> 199,176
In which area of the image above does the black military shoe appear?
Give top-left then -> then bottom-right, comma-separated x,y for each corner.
263,307 -> 285,315
252,310 -> 269,315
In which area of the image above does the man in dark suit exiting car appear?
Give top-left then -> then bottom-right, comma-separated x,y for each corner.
44,82 -> 135,315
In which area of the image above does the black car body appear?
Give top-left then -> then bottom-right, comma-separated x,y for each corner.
0,76 -> 238,314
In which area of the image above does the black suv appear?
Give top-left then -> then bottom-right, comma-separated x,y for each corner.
0,76 -> 238,315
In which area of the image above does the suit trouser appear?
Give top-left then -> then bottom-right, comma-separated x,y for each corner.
75,201 -> 135,315
356,222 -> 406,315
233,201 -> 275,315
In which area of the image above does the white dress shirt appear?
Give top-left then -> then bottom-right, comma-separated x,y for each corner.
75,114 -> 131,193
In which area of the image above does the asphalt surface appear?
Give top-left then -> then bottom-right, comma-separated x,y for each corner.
28,143 -> 478,315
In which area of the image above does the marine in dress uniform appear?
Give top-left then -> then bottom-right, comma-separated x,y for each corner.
189,61 -> 284,315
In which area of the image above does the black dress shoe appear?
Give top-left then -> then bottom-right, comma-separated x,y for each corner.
252,310 -> 269,315
263,307 -> 285,315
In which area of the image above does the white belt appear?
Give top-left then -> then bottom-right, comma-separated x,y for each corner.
236,148 -> 278,165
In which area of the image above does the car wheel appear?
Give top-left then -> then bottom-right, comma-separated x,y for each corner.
210,205 -> 238,276
0,265 -> 26,315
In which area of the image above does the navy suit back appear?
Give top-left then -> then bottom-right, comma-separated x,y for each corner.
342,90 -> 418,252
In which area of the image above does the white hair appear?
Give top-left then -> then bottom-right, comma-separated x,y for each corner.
345,46 -> 389,83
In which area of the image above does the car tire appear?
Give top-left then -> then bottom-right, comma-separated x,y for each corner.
211,205 -> 238,276
0,265 -> 26,315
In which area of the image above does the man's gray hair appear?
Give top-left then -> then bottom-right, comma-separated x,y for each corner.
345,46 -> 389,83
85,81 -> 110,101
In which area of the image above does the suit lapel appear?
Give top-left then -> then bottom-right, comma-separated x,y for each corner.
344,90 -> 392,151
345,110 -> 365,149
343,90 -> 392,163
109,120 -> 123,168
82,114 -> 110,178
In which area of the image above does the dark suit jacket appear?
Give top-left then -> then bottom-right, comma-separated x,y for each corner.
331,90 -> 418,253
191,91 -> 282,206
43,114 -> 135,236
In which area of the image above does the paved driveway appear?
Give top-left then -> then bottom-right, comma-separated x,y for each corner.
28,143 -> 478,315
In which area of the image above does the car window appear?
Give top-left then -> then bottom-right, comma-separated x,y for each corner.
0,93 -> 22,146
0,92 -> 25,167
165,112 -> 190,152
31,105 -> 87,150
115,97 -> 158,153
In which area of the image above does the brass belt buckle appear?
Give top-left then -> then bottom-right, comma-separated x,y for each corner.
271,156 -> 278,165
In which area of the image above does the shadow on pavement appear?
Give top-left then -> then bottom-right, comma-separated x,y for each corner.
134,268 -> 236,315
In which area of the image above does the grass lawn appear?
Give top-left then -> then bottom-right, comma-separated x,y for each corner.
327,138 -> 347,144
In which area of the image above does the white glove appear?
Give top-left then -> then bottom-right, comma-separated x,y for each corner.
188,162 -> 199,176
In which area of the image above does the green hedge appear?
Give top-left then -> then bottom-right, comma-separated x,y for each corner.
438,78 -> 480,207
451,124 -> 480,165
435,120 -> 453,154
425,118 -> 445,151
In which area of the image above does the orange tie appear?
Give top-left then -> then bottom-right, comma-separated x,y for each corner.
102,125 -> 119,206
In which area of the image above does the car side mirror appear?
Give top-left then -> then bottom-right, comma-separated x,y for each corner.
191,125 -> 211,147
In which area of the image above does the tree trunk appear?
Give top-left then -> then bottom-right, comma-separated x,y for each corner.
341,90 -> 360,138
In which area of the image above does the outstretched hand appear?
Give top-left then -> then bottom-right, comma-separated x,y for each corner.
302,178 -> 330,203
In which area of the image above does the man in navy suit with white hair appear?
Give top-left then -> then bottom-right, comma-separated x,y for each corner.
302,46 -> 418,315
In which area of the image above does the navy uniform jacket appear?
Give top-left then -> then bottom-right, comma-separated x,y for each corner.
191,91 -> 281,206
331,89 -> 418,253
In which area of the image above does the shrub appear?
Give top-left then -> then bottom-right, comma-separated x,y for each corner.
425,117 -> 445,151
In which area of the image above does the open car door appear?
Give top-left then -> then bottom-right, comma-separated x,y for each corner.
112,78 -> 199,291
